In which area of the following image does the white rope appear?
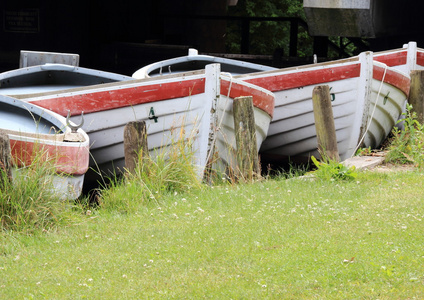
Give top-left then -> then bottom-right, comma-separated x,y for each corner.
352,64 -> 388,156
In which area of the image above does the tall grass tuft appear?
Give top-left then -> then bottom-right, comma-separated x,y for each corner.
0,149 -> 71,232
309,153 -> 357,181
100,126 -> 203,213
386,103 -> 424,168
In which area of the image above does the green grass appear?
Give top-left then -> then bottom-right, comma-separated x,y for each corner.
0,151 -> 83,233
386,103 -> 424,168
0,170 -> 423,298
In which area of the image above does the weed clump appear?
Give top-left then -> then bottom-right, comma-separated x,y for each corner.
310,155 -> 357,181
0,156 -> 70,232
100,128 -> 203,213
386,103 -> 424,168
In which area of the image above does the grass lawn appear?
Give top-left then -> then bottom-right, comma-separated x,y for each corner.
0,169 -> 424,298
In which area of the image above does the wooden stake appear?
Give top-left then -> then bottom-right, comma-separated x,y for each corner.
409,70 -> 424,123
0,131 -> 12,183
312,85 -> 340,162
123,121 -> 148,174
233,96 -> 260,180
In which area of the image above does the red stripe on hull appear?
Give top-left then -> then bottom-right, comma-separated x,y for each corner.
31,79 -> 206,117
29,76 -> 274,119
220,81 -> 274,118
244,63 -> 361,92
417,51 -> 424,67
10,139 -> 89,175
373,65 -> 410,97
374,51 -> 407,67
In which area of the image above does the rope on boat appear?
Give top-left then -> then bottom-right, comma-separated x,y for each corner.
352,64 -> 388,157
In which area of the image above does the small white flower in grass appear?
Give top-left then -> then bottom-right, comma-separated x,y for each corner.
77,267 -> 82,271
36,282 -> 41,285
122,274 -> 127,278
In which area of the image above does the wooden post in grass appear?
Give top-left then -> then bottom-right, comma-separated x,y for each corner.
233,96 -> 260,180
312,85 -> 340,162
0,131 -> 12,183
409,70 -> 424,123
124,121 -> 148,174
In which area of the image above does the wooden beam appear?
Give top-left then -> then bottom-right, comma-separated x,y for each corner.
233,96 -> 260,180
123,121 -> 148,174
409,70 -> 424,123
312,85 -> 340,162
0,131 -> 12,184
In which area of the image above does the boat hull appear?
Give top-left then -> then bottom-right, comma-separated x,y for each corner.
17,65 -> 274,181
0,63 -> 132,96
0,96 -> 89,200
132,48 -> 276,78
236,52 -> 410,162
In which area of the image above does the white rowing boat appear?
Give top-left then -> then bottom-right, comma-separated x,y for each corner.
13,64 -> 274,182
235,52 -> 410,162
0,95 -> 89,199
132,48 -> 276,78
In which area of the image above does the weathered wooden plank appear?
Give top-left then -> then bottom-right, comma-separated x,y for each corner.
123,121 -> 148,174
409,70 -> 424,123
233,96 -> 260,180
312,85 -> 340,162
0,131 -> 12,183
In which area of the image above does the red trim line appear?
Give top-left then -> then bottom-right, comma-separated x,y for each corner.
417,51 -> 424,68
373,65 -> 410,97
10,139 -> 89,175
31,79 -> 206,117
374,51 -> 407,67
220,80 -> 274,118
244,63 -> 361,92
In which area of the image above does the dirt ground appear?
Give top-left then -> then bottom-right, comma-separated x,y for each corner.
372,162 -> 416,173
344,151 -> 417,173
